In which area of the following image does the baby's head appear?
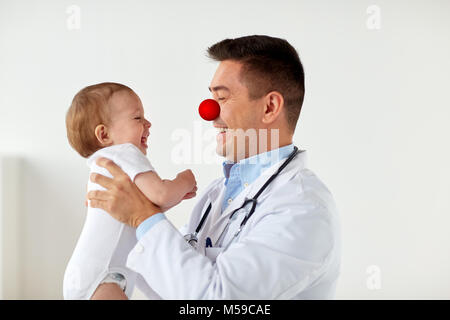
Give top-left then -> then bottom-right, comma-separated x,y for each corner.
66,82 -> 151,158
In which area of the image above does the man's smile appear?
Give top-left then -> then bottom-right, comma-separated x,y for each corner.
213,123 -> 229,141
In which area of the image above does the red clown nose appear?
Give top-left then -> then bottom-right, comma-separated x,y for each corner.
198,99 -> 220,121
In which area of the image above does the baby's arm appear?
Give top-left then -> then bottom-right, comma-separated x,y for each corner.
134,169 -> 196,212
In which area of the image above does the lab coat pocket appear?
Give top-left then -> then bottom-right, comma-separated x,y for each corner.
205,247 -> 223,263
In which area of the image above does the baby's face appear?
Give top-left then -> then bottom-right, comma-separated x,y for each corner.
108,90 -> 151,155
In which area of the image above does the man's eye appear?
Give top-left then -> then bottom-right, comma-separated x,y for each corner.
217,97 -> 225,101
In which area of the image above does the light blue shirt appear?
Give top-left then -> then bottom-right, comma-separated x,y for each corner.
136,144 -> 295,240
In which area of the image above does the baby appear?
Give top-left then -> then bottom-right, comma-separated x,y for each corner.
63,82 -> 197,299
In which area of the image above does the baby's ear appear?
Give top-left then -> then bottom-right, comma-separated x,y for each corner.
94,124 -> 112,146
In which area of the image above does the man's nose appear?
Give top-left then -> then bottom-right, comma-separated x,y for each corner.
199,99 -> 220,121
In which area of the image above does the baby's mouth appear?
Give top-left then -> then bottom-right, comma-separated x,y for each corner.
141,134 -> 149,148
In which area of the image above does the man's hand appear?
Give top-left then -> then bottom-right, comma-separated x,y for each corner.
87,157 -> 161,228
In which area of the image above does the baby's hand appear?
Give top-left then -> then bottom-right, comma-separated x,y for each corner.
159,171 -> 197,211
177,169 -> 197,189
183,185 -> 198,200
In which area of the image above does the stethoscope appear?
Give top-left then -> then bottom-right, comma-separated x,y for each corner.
184,146 -> 300,250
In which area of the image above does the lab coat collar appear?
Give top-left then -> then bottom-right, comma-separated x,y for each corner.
206,178 -> 224,204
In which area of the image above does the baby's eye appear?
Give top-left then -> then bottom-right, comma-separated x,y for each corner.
134,116 -> 142,120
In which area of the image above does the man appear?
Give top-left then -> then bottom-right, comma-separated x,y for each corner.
88,35 -> 341,299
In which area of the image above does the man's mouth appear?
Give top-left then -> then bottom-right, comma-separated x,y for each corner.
214,125 -> 229,140
216,127 -> 229,134
214,122 -> 229,131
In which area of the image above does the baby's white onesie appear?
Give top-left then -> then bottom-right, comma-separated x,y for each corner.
63,143 -> 154,299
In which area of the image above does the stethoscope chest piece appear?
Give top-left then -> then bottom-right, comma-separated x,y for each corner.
184,233 -> 198,248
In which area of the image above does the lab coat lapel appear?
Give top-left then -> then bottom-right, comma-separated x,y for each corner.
207,181 -> 254,245
196,181 -> 226,243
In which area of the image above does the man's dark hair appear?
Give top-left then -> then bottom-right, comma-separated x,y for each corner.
207,35 -> 305,132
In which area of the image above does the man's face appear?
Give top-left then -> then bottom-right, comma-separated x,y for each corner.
209,60 -> 265,162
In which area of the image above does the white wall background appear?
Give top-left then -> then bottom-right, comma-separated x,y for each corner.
0,0 -> 449,299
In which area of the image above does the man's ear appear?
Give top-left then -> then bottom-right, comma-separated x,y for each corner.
261,91 -> 284,125
94,124 -> 112,146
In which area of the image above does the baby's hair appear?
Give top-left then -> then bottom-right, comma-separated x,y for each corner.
66,82 -> 134,158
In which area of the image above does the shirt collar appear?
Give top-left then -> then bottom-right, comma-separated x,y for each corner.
222,144 -> 295,184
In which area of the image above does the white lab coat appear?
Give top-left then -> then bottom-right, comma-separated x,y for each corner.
126,150 -> 341,299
